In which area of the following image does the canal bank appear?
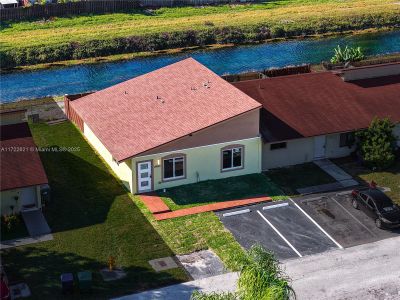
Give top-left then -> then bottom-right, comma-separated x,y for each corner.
1,30 -> 400,104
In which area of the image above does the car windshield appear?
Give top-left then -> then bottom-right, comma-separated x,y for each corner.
370,191 -> 395,210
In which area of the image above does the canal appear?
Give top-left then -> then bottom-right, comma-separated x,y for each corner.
1,30 -> 399,103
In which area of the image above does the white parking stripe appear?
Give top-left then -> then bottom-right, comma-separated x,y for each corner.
332,197 -> 377,236
256,210 -> 302,258
289,198 -> 344,250
262,202 -> 289,210
222,209 -> 251,217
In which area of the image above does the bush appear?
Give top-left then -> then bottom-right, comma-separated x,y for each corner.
191,291 -> 238,300
191,245 -> 295,300
356,117 -> 396,170
330,45 -> 365,64
1,214 -> 21,232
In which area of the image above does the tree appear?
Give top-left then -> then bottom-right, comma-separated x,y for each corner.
356,117 -> 396,170
191,245 -> 295,300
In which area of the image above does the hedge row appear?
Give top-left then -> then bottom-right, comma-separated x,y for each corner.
1,14 -> 399,68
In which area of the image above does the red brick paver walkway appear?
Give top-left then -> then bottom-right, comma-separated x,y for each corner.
154,196 -> 272,221
139,194 -> 171,214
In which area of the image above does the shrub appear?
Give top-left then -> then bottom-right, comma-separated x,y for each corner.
356,117 -> 396,170
330,45 -> 365,64
191,291 -> 238,300
270,25 -> 285,38
191,245 -> 294,300
1,214 -> 21,232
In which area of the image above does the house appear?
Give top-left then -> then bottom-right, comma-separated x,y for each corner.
0,0 -> 18,9
0,110 -> 49,216
65,58 -> 262,194
65,58 -> 400,194
233,62 -> 400,169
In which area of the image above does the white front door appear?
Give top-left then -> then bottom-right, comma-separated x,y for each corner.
137,161 -> 152,193
313,136 -> 326,159
20,187 -> 37,209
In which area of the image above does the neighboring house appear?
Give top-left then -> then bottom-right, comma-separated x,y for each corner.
0,0 -> 18,9
0,110 -> 49,216
233,62 -> 400,169
65,58 -> 262,194
65,59 -> 400,194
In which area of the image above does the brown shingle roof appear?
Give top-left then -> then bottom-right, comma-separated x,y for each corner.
0,123 -> 48,191
71,58 -> 261,162
233,72 -> 400,138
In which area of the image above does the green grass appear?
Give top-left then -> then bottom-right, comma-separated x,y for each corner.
133,198 -> 248,271
1,215 -> 29,241
0,122 -> 188,299
266,163 -> 337,196
334,157 -> 400,205
158,174 -> 285,210
1,0 -> 398,50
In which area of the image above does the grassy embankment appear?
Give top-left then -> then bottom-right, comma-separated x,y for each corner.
1,0 -> 399,68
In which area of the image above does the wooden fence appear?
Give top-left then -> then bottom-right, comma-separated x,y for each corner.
1,0 -> 256,21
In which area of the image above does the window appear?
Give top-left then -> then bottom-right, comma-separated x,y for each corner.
222,147 -> 243,171
367,199 -> 375,209
339,132 -> 355,147
163,156 -> 185,180
270,142 -> 287,150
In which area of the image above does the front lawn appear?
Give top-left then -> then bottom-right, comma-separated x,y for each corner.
158,173 -> 285,211
334,157 -> 400,205
0,122 -> 188,299
266,162 -> 337,196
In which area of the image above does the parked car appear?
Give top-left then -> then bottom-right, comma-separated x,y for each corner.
351,188 -> 400,229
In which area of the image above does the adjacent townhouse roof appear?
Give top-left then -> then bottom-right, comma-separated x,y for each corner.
233,72 -> 400,140
0,122 -> 48,191
70,58 -> 261,162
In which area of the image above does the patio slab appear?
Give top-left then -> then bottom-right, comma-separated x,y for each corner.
176,250 -> 226,280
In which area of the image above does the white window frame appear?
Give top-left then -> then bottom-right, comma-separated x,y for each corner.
222,147 -> 243,171
162,156 -> 185,181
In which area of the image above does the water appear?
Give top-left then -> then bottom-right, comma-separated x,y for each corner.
1,30 -> 400,103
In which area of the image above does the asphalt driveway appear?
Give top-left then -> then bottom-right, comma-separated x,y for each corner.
216,201 -> 338,260
217,190 -> 400,261
294,191 -> 400,248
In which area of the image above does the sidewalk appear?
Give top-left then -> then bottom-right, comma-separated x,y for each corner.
112,272 -> 239,300
113,236 -> 400,300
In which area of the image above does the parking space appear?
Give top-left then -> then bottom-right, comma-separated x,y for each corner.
294,192 -> 400,248
216,201 -> 338,260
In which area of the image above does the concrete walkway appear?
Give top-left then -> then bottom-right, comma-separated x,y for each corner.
297,159 -> 359,194
113,236 -> 400,300
22,209 -> 51,237
112,272 -> 239,300
154,196 -> 271,221
0,234 -> 53,250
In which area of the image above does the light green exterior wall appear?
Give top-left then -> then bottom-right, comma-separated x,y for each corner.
325,133 -> 356,158
83,123 -> 133,191
0,186 -> 41,216
262,138 -> 314,170
131,137 -> 262,194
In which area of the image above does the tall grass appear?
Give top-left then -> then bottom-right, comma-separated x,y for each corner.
191,245 -> 295,300
0,0 -> 397,50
